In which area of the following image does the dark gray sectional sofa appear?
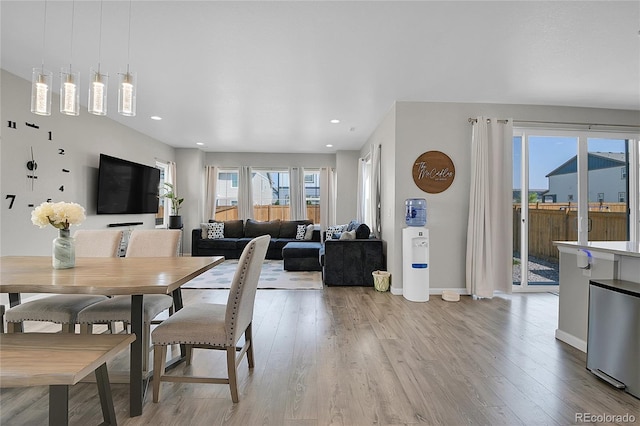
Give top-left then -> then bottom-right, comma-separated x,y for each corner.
191,219 -> 320,260
192,218 -> 385,287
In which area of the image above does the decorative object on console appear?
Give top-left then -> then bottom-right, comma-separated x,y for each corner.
31,201 -> 86,269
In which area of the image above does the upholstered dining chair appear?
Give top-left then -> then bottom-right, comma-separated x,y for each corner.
152,235 -> 270,403
5,229 -> 123,333
77,229 -> 181,372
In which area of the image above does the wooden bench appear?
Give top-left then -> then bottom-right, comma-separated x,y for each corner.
0,333 -> 135,426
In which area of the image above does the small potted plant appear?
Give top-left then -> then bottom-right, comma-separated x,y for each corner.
160,183 -> 184,229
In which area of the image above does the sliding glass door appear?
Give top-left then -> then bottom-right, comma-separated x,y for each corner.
513,129 -> 638,291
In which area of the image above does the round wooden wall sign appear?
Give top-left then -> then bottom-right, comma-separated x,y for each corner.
412,151 -> 455,193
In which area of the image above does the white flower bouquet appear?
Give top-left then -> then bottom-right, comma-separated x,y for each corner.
31,201 -> 86,230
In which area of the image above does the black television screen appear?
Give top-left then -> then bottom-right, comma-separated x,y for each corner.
96,154 -> 161,214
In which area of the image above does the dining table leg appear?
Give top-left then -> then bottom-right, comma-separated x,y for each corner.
130,294 -> 144,417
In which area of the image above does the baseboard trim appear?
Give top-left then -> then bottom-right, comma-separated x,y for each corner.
390,287 -> 469,297
555,329 -> 587,352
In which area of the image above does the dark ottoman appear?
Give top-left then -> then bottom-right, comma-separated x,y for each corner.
282,242 -> 323,271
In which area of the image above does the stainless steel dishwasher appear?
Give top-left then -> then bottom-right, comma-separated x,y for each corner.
587,279 -> 640,399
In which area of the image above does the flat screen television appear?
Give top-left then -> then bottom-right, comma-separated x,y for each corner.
96,154 -> 161,214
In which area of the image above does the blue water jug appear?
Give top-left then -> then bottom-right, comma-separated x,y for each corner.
405,198 -> 427,227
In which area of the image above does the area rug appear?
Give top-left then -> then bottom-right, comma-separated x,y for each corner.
182,259 -> 323,290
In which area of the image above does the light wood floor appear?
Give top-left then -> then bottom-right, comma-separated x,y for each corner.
1,288 -> 638,425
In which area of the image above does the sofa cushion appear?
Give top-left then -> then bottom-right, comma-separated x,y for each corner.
222,219 -> 244,238
346,220 -> 360,232
326,224 -> 346,239
355,223 -> 371,239
201,222 -> 224,239
197,237 -> 238,250
279,220 -> 312,238
295,225 -> 307,240
207,219 -> 244,238
339,230 -> 356,240
269,238 -> 292,251
244,219 -> 281,238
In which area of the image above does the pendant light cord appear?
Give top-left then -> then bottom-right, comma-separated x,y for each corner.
40,0 -> 48,72
97,0 -> 103,73
126,0 -> 132,73
69,0 -> 75,71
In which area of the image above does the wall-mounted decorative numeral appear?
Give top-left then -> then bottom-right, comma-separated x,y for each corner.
5,194 -> 16,209
62,168 -> 70,173
25,122 -> 39,129
27,175 -> 38,180
7,121 -> 16,129
48,131 -> 53,141
58,148 -> 65,155
59,185 -> 64,192
46,198 -> 52,202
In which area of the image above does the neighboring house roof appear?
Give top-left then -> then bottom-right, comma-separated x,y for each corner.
546,152 -> 626,177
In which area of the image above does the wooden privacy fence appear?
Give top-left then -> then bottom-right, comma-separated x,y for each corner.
513,205 -> 627,261
214,205 -> 321,224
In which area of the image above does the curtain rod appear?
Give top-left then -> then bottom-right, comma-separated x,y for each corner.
468,118 -> 640,129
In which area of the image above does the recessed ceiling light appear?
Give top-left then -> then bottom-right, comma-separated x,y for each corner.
150,115 -> 162,121
330,119 -> 340,124
196,142 -> 204,146
326,144 -> 333,148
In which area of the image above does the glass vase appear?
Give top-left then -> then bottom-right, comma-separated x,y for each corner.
52,228 -> 75,269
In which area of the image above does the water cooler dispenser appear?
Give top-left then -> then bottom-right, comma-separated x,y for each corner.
402,199 -> 430,302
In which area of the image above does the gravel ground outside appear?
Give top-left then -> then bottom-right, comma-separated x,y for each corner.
512,254 -> 559,285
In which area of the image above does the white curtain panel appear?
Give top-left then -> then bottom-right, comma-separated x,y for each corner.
238,166 -> 254,221
370,144 -> 381,238
466,117 -> 513,298
166,161 -> 177,188
289,167 -> 307,220
204,165 -> 218,221
319,166 -> 336,240
356,157 -> 365,223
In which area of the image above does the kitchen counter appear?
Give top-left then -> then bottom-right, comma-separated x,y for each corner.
552,241 -> 640,352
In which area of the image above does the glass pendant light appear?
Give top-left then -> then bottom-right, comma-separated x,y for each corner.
60,1 -> 79,116
118,0 -> 136,116
118,68 -> 136,116
88,67 -> 108,115
31,68 -> 53,116
31,0 -> 51,116
60,69 -> 80,115
89,0 -> 108,116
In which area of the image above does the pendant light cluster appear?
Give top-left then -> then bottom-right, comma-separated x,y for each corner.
30,0 -> 137,118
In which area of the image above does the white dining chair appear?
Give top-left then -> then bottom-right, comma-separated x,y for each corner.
77,229 -> 181,372
5,230 -> 123,333
152,235 -> 270,403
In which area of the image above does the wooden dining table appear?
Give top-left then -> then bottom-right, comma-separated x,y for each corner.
0,255 -> 224,417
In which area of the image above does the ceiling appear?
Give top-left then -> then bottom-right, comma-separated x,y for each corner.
2,1 -> 639,153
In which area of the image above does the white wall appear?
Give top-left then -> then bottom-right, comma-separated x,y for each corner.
205,152 -> 335,168
335,150 -> 360,224
361,103 -> 397,290
368,101 -> 639,295
0,69 -> 175,256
